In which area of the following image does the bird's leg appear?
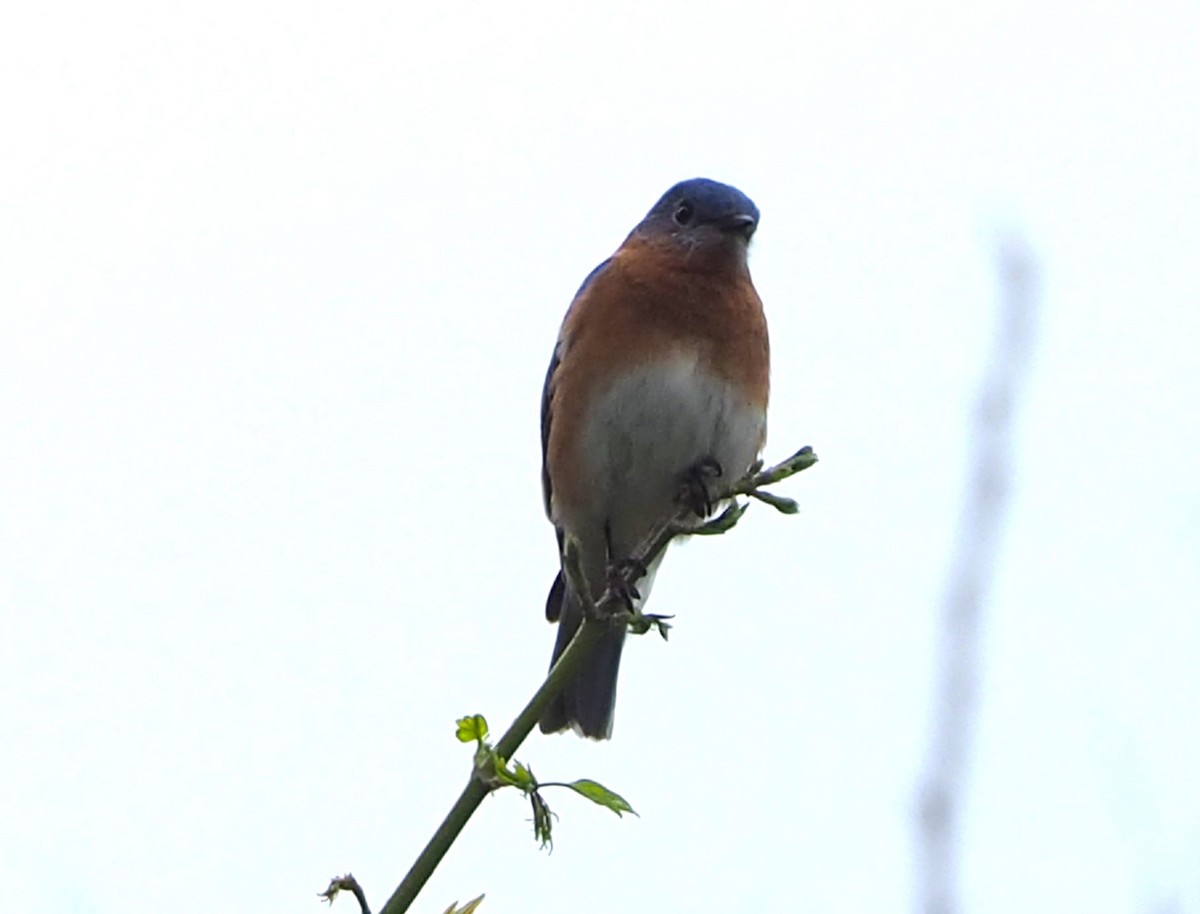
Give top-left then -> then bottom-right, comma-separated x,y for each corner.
605,557 -> 647,611
679,456 -> 723,518
606,557 -> 672,639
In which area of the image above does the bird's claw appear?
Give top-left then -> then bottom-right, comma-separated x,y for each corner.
606,558 -> 647,610
679,456 -> 723,518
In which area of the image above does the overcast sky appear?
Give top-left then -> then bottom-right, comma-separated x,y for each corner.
2,2 -> 1198,913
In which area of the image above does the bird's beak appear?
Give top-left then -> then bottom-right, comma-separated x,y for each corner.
719,213 -> 758,240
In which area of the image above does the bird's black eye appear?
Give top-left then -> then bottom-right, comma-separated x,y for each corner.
673,202 -> 694,226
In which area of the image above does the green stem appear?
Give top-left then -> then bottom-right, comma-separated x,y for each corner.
375,444 -> 817,914
377,616 -> 610,914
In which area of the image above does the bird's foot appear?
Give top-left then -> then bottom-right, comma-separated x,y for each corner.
605,557 -> 647,611
679,456 -> 723,518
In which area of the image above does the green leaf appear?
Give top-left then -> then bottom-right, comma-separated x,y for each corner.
531,790 -> 555,850
455,714 -> 489,744
511,761 -> 535,790
442,894 -> 485,914
755,446 -> 818,485
490,756 -> 515,787
491,757 -> 537,791
626,612 -> 673,640
748,488 -> 800,514
692,500 -> 747,535
566,779 -> 638,817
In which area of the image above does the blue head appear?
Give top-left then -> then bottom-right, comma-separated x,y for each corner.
633,178 -> 760,249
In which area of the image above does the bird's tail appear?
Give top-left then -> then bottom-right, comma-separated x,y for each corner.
538,573 -> 625,740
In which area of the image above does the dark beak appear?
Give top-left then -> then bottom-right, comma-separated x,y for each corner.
719,212 -> 758,240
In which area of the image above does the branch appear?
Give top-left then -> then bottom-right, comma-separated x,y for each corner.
915,238 -> 1039,914
366,444 -> 817,914
321,874 -> 371,914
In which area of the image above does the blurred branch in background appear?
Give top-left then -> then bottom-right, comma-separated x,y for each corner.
915,237 -> 1040,914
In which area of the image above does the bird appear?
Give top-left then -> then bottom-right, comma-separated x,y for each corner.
538,177 -> 770,739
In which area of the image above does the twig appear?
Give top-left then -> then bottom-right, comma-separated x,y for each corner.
321,874 -> 371,914
915,239 -> 1039,914
373,445 -> 817,914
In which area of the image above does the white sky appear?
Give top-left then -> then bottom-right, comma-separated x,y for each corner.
2,1 -> 1198,912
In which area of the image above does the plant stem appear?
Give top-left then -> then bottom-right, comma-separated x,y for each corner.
375,445 -> 817,913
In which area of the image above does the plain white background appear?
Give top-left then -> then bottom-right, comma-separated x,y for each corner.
2,2 -> 1197,912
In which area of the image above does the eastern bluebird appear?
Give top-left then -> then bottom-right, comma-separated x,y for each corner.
538,178 -> 770,739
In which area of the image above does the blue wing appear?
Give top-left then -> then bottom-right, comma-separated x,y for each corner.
540,257 -> 611,518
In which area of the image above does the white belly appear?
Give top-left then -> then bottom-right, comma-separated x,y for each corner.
580,349 -> 765,554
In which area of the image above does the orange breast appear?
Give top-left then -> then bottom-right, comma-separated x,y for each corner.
546,237 -> 769,523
